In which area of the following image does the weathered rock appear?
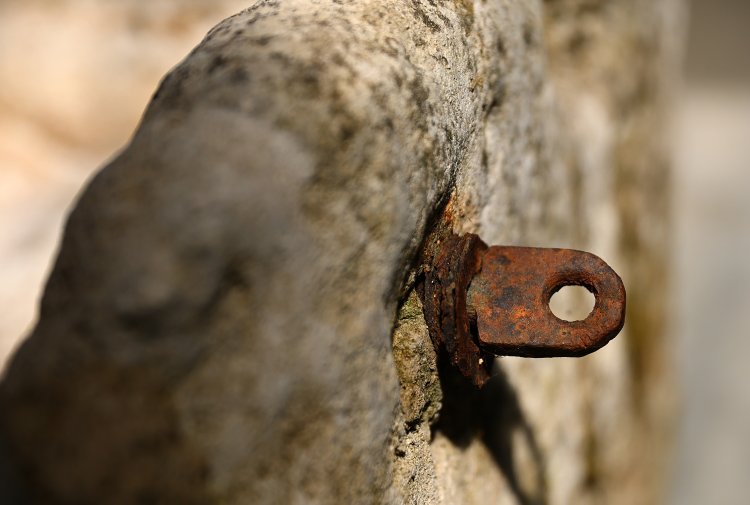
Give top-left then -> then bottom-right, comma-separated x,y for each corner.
0,0 -> 682,503
0,0 -> 251,371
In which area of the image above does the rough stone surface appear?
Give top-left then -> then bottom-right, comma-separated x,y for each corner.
0,0 -> 683,503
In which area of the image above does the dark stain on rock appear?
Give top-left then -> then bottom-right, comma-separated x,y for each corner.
206,24 -> 232,42
496,36 -> 507,57
269,50 -> 288,62
481,67 -> 506,115
383,116 -> 395,132
411,0 -> 442,33
252,35 -> 274,46
409,72 -> 431,119
523,22 -> 536,48
443,126 -> 453,146
300,69 -> 321,96
151,65 -> 190,108
428,0 -> 452,29
338,121 -> 357,143
567,31 -> 588,54
391,69 -> 404,88
459,0 -> 475,30
432,54 -> 450,67
575,0 -> 604,16
243,1 -> 279,28
230,67 -> 250,84
208,55 -> 229,74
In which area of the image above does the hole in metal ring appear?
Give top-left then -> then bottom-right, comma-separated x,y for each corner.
549,285 -> 595,322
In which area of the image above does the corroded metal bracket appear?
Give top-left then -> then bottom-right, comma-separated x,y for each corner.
417,232 -> 626,388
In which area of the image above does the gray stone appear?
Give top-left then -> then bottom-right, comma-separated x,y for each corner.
0,0 -> 683,503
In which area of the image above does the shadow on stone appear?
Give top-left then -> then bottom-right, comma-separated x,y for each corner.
433,357 -> 548,505
0,430 -> 30,505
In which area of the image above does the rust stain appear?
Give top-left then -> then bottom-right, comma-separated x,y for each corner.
417,233 -> 494,388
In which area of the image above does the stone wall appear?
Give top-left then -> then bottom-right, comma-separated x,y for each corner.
0,1 -> 683,503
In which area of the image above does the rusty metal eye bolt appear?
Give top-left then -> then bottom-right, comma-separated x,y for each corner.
417,233 -> 626,387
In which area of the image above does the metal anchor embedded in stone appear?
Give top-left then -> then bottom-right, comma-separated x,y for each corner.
417,232 -> 626,388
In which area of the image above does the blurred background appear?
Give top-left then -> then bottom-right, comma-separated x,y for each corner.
670,1 -> 750,503
0,1 -> 747,503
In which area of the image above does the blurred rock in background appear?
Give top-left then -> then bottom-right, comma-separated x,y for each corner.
0,0 -> 249,368
669,0 -> 750,503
